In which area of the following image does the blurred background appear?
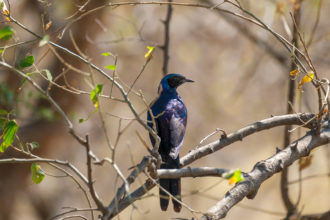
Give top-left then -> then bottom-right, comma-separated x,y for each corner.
0,0 -> 329,219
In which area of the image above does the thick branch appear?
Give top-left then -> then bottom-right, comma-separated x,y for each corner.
104,113 -> 317,219
181,113 -> 316,167
199,122 -> 330,220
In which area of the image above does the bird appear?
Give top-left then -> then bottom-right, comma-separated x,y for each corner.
147,73 -> 193,212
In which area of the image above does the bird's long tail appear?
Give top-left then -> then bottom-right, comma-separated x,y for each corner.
159,156 -> 182,212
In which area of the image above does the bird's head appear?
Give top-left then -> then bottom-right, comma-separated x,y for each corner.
158,73 -> 194,94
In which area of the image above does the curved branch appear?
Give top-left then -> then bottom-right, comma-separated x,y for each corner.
199,122 -> 330,220
181,113 -> 316,167
104,113 -> 317,219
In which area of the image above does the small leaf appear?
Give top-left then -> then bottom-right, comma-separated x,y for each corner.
0,120 -> 18,152
224,169 -> 244,185
44,69 -> 52,81
101,52 -> 111,56
144,46 -> 155,58
0,49 -> 3,54
95,84 -> 103,94
90,84 -> 103,109
39,35 -> 49,47
31,163 -> 45,184
45,21 -> 52,31
104,65 -> 116,70
19,55 -> 34,68
79,118 -> 84,123
289,69 -> 298,77
0,26 -> 13,41
28,142 -> 40,150
298,71 -> 314,90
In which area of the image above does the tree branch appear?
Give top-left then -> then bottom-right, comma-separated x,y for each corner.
199,122 -> 330,220
181,113 -> 316,167
161,0 -> 173,75
103,113 -> 318,219
157,167 -> 228,178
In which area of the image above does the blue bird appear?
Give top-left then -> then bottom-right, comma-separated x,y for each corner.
147,73 -> 193,212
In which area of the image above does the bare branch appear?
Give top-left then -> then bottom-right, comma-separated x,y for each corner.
103,113 -> 318,219
199,122 -> 330,220
181,113 -> 316,167
161,0 -> 173,75
157,167 -> 228,178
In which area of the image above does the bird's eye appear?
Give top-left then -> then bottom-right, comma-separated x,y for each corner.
167,77 -> 181,88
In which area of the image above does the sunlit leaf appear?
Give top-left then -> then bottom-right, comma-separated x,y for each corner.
298,71 -> 314,90
0,26 -> 13,41
289,69 -> 298,77
223,169 -> 244,185
101,52 -> 111,57
28,142 -> 40,150
39,35 -> 49,47
44,69 -> 52,81
90,84 -> 103,109
0,49 -> 3,54
31,163 -> 45,184
104,65 -> 116,70
19,55 -> 34,68
144,46 -> 155,59
0,120 -> 18,152
45,21 -> 52,31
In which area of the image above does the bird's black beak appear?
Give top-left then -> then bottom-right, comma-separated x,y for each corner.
184,78 -> 194,83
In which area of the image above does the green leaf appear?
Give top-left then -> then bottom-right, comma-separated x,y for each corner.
28,142 -> 40,150
31,163 -> 45,184
19,55 -> 34,68
39,35 -> 49,47
0,120 -> 18,152
44,69 -> 52,81
90,84 -> 103,109
95,84 -> 103,94
224,169 -> 244,185
79,118 -> 84,123
0,49 -> 3,54
101,52 -> 111,56
144,46 -> 155,58
0,26 -> 13,41
104,65 -> 116,70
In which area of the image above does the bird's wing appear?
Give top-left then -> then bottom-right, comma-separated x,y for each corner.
168,113 -> 186,159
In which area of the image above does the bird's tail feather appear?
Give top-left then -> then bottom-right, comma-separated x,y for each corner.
159,157 -> 182,212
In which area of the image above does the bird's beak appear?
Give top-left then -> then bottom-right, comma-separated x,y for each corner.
184,78 -> 194,83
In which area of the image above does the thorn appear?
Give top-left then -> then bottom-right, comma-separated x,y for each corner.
290,142 -> 298,151
276,147 -> 281,153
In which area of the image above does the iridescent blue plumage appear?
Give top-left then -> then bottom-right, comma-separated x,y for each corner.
147,73 -> 193,212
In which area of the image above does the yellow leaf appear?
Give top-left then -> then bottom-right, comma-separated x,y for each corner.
144,46 -> 155,59
298,71 -> 314,90
289,69 -> 298,77
228,177 -> 236,185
